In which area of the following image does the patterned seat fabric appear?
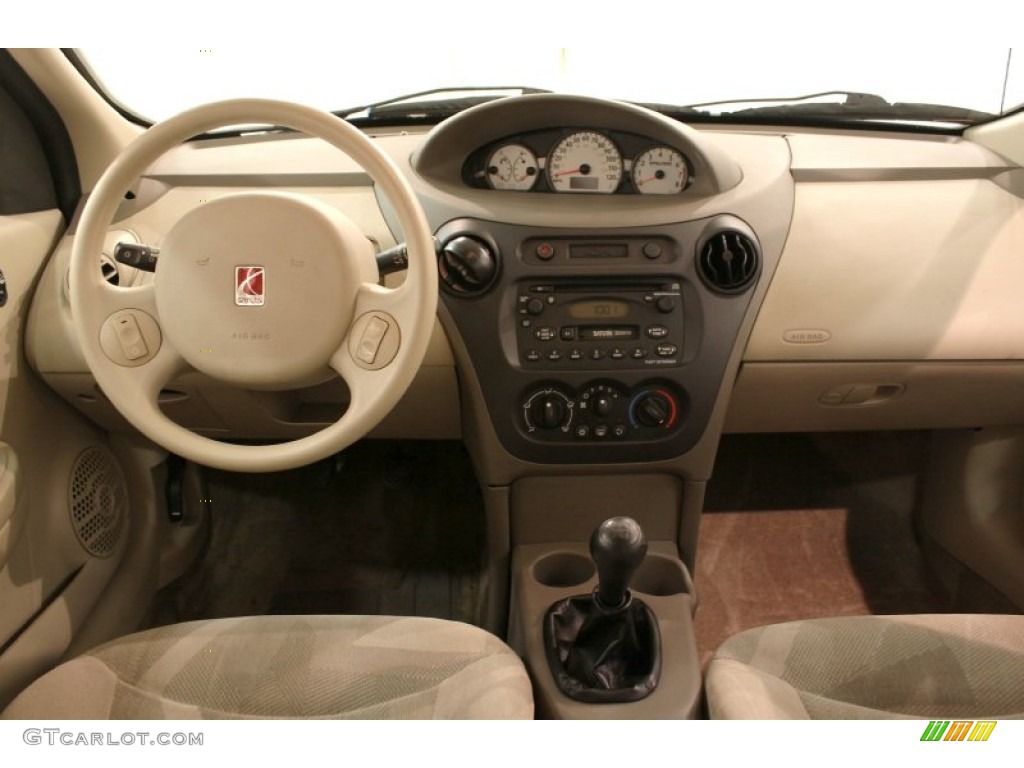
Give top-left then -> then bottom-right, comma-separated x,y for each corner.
2,615 -> 534,719
705,614 -> 1024,719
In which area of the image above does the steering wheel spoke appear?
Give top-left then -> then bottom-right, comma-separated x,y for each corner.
92,280 -> 159,316
102,342 -> 190,404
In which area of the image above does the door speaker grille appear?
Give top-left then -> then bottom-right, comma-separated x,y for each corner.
68,447 -> 127,558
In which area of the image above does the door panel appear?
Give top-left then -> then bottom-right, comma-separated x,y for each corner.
0,53 -> 133,708
0,210 -> 133,706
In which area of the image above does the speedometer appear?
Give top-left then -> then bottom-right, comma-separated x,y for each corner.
547,131 -> 622,194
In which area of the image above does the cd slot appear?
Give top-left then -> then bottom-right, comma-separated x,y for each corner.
530,280 -> 674,294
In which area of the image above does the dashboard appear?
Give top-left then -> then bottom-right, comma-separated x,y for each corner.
24,93 -> 1024,485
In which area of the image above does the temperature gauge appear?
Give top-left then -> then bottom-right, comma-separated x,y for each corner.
486,144 -> 539,191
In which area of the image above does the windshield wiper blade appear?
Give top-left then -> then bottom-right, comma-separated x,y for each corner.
335,86 -> 552,123
679,90 -> 888,112
676,90 -> 993,125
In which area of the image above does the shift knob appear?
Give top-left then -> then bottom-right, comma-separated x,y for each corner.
590,516 -> 647,610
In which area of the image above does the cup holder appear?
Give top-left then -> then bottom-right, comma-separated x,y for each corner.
532,552 -> 596,589
631,554 -> 689,597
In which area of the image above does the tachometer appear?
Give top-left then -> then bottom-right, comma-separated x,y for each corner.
486,144 -> 539,191
547,131 -> 622,194
632,146 -> 688,195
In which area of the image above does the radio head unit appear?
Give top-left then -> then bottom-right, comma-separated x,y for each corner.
516,279 -> 683,370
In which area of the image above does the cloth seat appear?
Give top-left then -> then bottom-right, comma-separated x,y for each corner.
705,614 -> 1024,719
2,615 -> 533,719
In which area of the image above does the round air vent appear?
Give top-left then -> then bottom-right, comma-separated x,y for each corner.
438,235 -> 498,295
68,446 -> 128,558
698,231 -> 759,294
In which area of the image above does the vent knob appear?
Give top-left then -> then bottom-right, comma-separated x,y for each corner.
698,231 -> 758,294
439,235 -> 498,295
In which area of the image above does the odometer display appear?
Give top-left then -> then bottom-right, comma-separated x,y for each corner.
547,131 -> 622,194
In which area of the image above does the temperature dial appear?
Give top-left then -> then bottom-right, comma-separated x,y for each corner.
629,388 -> 679,430
523,388 -> 574,432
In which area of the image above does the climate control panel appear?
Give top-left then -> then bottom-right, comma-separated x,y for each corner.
521,381 -> 685,443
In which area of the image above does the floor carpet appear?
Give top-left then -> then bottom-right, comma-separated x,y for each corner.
153,440 -> 488,628
695,432 -> 1019,667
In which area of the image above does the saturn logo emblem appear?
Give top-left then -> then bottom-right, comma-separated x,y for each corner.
235,266 -> 265,306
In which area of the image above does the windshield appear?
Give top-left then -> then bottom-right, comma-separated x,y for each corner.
76,46 -> 1022,129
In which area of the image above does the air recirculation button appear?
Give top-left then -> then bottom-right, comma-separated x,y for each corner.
697,231 -> 759,294
438,235 -> 498,295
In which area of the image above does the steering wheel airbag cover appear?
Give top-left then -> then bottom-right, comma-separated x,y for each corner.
155,191 -> 374,389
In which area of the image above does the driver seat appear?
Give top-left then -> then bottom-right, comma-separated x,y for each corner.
1,615 -> 534,719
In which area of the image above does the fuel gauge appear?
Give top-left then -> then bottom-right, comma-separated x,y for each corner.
486,144 -> 539,191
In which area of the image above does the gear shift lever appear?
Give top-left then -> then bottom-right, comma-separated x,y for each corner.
543,516 -> 661,702
591,516 -> 648,610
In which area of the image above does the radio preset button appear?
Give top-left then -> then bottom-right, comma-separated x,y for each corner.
632,347 -> 648,359
589,349 -> 606,361
656,343 -> 678,357
525,350 -> 541,362
610,348 -> 625,360
547,350 -> 563,362
534,327 -> 556,341
568,349 -> 584,361
646,325 -> 669,339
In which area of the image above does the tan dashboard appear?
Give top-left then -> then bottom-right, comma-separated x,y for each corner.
23,96 -> 1024,462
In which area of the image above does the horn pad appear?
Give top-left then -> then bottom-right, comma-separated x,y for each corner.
155,192 -> 375,389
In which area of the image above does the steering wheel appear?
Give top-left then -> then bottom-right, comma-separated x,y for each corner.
69,100 -> 437,472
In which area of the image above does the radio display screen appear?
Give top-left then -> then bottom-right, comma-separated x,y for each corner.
568,300 -> 631,320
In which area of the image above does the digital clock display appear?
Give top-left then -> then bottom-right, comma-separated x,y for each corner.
568,300 -> 630,320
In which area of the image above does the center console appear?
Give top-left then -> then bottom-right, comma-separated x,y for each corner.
407,93 -> 794,720
435,216 -> 761,464
434,217 -> 761,717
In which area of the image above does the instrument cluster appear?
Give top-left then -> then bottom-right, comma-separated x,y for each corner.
463,128 -> 694,196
